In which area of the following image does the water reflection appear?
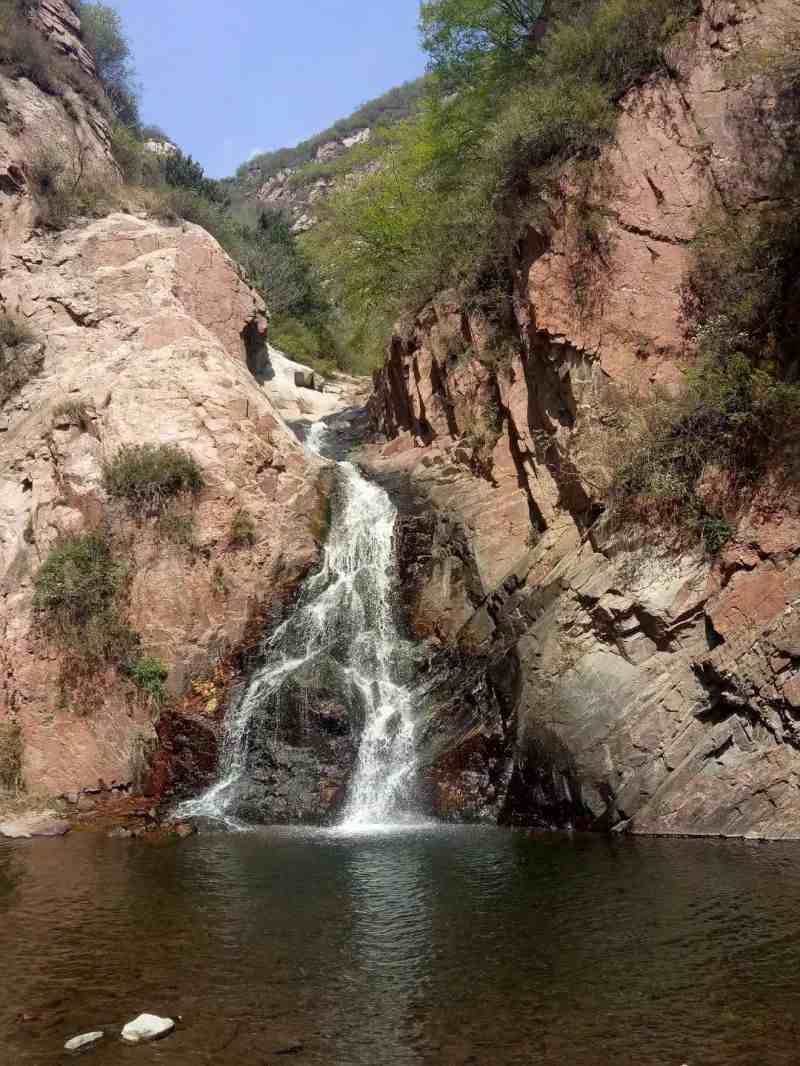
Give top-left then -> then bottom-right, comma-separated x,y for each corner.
3,831 -> 800,1065
336,830 -> 436,1066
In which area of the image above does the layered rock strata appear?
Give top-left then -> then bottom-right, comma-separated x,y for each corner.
365,0 -> 800,837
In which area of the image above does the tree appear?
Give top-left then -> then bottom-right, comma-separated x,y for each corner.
420,0 -> 548,85
163,149 -> 223,202
78,2 -> 139,125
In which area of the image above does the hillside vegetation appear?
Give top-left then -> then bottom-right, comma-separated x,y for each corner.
309,0 -> 701,370
233,79 -> 428,190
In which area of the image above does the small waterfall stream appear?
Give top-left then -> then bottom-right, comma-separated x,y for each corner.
177,421 -> 421,829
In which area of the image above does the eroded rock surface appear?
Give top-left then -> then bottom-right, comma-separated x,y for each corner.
0,212 -> 328,800
0,7 -> 332,806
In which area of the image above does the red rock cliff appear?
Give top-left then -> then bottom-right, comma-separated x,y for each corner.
366,0 -> 800,837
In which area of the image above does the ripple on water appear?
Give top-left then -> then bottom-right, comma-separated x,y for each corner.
2,829 -> 800,1065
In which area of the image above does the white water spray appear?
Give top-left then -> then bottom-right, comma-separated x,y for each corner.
177,422 -> 420,829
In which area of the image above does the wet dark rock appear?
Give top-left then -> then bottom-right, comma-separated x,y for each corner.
147,710 -> 221,800
231,656 -> 363,824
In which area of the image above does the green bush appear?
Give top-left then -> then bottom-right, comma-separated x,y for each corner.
110,122 -> 163,185
0,0 -> 61,94
0,721 -> 22,791
103,443 -> 204,513
0,0 -> 113,117
127,656 -> 168,706
608,184 -> 800,552
229,507 -> 256,548
269,316 -> 338,378
33,532 -> 138,663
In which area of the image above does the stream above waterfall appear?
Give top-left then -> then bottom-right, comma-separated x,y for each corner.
4,827 -> 800,1065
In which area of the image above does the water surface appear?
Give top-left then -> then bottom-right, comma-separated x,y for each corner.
2,827 -> 799,1065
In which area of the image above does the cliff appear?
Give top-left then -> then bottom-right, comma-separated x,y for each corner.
366,0 -> 800,837
0,2 -> 326,805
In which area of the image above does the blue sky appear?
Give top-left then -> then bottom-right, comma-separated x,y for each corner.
111,1 -> 427,178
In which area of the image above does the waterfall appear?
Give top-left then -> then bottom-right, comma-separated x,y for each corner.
177,422 -> 421,829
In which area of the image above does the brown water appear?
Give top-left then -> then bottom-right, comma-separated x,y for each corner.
2,826 -> 800,1065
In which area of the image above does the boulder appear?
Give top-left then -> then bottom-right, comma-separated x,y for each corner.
121,1014 -> 175,1044
0,812 -> 70,839
294,369 -> 316,391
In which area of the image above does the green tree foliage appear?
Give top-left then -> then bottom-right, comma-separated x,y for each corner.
163,149 -> 223,201
420,0 -> 547,86
311,0 -> 696,369
78,2 -> 139,125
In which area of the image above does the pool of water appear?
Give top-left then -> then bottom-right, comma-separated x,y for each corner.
2,826 -> 800,1065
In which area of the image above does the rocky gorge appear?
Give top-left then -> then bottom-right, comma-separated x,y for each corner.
1,0 -> 800,845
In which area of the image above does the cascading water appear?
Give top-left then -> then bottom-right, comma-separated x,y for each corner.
177,421 -> 421,829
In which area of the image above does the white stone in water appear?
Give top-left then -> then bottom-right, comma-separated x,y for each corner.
120,1014 -> 175,1043
64,1031 -> 104,1052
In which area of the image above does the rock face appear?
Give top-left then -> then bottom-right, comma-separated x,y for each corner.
0,4 -> 328,804
235,658 -> 361,824
0,210 -> 326,800
0,2 -> 118,245
366,0 -> 800,838
253,128 -> 373,234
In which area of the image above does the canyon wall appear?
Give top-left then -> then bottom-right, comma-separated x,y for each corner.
0,2 -> 326,804
366,0 -> 800,837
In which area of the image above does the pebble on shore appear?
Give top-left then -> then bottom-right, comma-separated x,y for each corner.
121,1014 -> 176,1043
64,1031 -> 104,1053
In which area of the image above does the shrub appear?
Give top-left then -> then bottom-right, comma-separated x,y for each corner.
33,532 -> 138,663
0,84 -> 22,132
607,197 -> 800,552
229,507 -> 256,548
103,443 -> 204,513
127,656 -> 168,706
269,316 -> 338,378
110,122 -> 162,185
157,510 -> 197,550
0,0 -> 60,94
0,313 -> 34,360
27,144 -> 115,229
0,721 -> 22,791
53,398 -> 92,432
